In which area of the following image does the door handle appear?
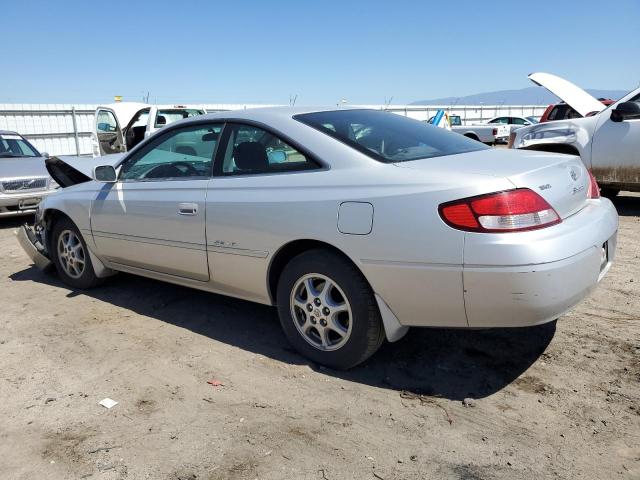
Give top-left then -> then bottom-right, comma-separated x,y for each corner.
178,203 -> 198,216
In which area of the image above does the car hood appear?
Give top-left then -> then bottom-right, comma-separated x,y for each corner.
0,156 -> 50,179
528,72 -> 605,117
46,154 -> 125,188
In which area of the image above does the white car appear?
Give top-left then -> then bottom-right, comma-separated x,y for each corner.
487,116 -> 539,127
510,72 -> 640,195
93,103 -> 207,156
487,115 -> 539,142
18,108 -> 618,368
427,115 -> 505,144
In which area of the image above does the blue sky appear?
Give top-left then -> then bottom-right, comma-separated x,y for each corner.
2,0 -> 639,104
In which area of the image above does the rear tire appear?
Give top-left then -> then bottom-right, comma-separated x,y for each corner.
50,217 -> 103,289
276,249 -> 384,369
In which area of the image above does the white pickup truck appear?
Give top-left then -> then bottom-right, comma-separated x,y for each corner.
92,103 -> 207,156
510,72 -> 640,195
427,114 -> 508,144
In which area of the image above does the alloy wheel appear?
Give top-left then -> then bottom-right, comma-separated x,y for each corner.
290,273 -> 353,351
57,229 -> 85,279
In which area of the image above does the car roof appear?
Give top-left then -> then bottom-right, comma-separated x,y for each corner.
0,130 -> 20,136
195,106 -> 370,123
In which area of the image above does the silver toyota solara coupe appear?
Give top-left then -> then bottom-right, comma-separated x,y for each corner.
17,107 -> 618,369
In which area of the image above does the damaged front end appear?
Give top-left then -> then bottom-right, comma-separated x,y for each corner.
16,153 -> 123,274
13,155 -> 85,271
16,213 -> 52,270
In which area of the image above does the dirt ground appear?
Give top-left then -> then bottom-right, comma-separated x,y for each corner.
1,195 -> 639,480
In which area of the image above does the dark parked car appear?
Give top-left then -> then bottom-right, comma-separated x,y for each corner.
539,99 -> 615,123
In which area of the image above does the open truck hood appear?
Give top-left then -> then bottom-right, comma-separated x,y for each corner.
529,72 -> 606,117
46,154 -> 124,188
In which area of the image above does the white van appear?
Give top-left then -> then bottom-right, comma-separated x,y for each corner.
92,103 -> 206,156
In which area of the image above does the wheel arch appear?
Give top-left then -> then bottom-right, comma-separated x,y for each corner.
267,238 -> 408,344
41,208 -> 74,252
267,239 -> 363,305
463,132 -> 480,141
41,207 -> 115,279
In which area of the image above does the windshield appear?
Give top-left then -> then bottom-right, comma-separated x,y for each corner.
526,116 -> 539,124
295,110 -> 488,163
155,109 -> 205,128
0,133 -> 40,158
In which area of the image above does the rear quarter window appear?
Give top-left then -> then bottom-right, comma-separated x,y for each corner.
295,109 -> 487,163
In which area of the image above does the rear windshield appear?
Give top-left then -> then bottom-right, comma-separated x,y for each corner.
0,133 -> 39,158
295,110 -> 488,163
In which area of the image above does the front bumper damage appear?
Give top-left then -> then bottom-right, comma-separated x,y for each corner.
16,223 -> 52,270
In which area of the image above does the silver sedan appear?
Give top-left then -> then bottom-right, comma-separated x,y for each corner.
0,131 -> 58,217
17,108 -> 618,368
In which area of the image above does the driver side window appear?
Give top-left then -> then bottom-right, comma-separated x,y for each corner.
120,124 -> 222,181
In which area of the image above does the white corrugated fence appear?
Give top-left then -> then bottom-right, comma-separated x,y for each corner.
0,103 -> 548,156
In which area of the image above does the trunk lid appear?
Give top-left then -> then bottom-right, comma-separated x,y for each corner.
394,148 -> 590,219
528,72 -> 605,117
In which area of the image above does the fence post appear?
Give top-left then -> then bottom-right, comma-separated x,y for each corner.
71,106 -> 80,156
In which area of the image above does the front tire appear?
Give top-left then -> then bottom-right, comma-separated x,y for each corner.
50,217 -> 102,289
276,249 -> 384,369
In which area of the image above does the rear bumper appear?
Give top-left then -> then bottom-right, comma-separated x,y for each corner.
463,236 -> 615,327
16,224 -> 52,270
367,198 -> 618,329
463,198 -> 618,327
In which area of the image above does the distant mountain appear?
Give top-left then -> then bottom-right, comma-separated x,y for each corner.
411,86 -> 628,105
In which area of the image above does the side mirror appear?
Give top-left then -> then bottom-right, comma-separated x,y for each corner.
41,152 -> 50,158
93,165 -> 117,183
267,150 -> 287,163
610,101 -> 640,122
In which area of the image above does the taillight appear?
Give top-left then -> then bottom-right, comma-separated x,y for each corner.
587,170 -> 600,199
439,188 -> 561,233
492,128 -> 498,137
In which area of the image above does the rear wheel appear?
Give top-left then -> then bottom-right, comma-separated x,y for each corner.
276,249 -> 384,369
51,217 -> 102,289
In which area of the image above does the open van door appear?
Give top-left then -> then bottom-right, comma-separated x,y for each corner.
93,103 -> 206,156
95,108 -> 125,155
